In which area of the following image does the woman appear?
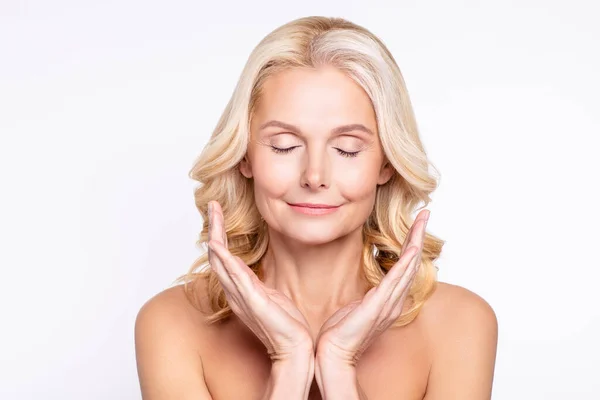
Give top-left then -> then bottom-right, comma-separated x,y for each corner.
135,16 -> 498,399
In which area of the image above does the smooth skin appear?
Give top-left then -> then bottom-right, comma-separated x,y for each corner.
135,65 -> 498,399
207,200 -> 429,399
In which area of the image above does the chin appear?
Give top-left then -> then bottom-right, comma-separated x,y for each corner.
281,225 -> 348,245
289,235 -> 340,246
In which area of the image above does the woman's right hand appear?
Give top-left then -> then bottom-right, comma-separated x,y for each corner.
206,200 -> 314,363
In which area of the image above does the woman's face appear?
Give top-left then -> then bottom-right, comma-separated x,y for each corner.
241,65 -> 393,244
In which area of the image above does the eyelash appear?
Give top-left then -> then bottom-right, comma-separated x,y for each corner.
270,146 -> 360,158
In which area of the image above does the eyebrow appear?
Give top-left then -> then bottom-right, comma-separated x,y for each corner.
259,120 -> 375,136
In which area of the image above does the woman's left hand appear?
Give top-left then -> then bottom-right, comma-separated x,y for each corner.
315,209 -> 430,367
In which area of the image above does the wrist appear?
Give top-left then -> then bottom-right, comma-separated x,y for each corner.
272,348 -> 314,375
315,356 -> 356,380
315,345 -> 355,371
263,351 -> 315,400
315,356 -> 362,400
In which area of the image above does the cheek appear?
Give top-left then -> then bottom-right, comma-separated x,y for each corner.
333,160 -> 381,201
251,151 -> 296,198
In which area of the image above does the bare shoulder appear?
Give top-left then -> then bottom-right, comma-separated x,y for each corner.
420,281 -> 498,329
419,281 -> 499,399
134,277 -> 213,399
135,277 -> 213,345
136,277 -> 212,327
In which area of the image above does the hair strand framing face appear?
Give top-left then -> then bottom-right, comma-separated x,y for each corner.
173,16 -> 445,327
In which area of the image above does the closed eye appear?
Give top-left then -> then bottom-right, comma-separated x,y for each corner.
270,146 -> 298,154
336,149 -> 360,158
269,146 -> 360,158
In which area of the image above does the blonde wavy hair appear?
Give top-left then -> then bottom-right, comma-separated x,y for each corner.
173,16 -> 444,327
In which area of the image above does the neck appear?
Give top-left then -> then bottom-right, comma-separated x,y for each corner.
260,226 -> 369,333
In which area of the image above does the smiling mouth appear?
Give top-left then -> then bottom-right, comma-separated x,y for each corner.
286,203 -> 340,208
286,202 -> 341,215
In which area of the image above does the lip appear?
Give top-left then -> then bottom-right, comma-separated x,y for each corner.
287,202 -> 341,215
287,203 -> 339,208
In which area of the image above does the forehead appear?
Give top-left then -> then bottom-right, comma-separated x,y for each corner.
253,65 -> 377,132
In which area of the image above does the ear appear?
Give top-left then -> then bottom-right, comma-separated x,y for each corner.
377,161 -> 394,185
239,155 -> 253,178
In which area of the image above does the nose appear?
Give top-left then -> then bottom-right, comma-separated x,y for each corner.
300,147 -> 330,190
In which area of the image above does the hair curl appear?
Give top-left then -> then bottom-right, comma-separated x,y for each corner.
173,16 -> 444,327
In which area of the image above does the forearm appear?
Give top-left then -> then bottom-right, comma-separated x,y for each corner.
261,350 -> 315,400
315,359 -> 367,400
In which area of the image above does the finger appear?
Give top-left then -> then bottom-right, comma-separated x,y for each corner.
379,245 -> 419,291
207,241 -> 257,318
209,201 -> 228,248
209,246 -> 264,322
207,237 -> 237,295
210,202 -> 254,292
387,252 -> 419,311
207,201 -> 231,280
388,267 -> 420,321
386,216 -> 429,315
387,214 -> 428,286
367,246 -> 419,309
401,210 -> 430,256
215,201 -> 229,248
207,201 -> 227,272
209,239 -> 256,296
390,215 -> 427,291
376,252 -> 419,320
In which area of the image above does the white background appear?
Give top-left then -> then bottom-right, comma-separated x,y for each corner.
1,0 -> 599,398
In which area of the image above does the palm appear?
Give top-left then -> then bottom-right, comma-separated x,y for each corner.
315,209 -> 430,365
315,295 -> 374,364
261,284 -> 313,337
207,200 -> 314,356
